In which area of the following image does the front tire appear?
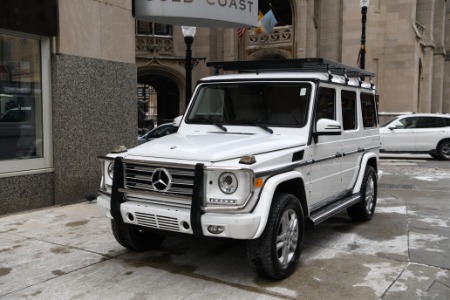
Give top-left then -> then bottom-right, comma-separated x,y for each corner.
111,219 -> 165,251
437,140 -> 450,160
347,166 -> 377,221
246,193 -> 304,280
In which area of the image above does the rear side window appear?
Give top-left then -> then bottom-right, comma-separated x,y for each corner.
444,117 -> 450,127
341,90 -> 357,130
316,87 -> 336,120
416,117 -> 442,128
360,93 -> 378,128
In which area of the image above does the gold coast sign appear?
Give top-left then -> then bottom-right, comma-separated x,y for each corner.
134,0 -> 258,28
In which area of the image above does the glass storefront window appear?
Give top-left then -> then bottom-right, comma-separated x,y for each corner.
0,30 -> 52,174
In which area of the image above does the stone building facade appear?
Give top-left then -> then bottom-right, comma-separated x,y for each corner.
0,0 -> 136,214
137,0 -> 450,121
1,0 -> 449,214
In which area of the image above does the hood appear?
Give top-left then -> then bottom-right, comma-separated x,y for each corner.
127,132 -> 306,162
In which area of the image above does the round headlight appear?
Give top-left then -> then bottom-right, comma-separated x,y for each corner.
107,162 -> 114,179
218,172 -> 238,194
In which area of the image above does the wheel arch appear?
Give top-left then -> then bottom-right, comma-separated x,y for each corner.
352,153 -> 378,194
252,171 -> 307,239
436,138 -> 450,150
274,178 -> 308,218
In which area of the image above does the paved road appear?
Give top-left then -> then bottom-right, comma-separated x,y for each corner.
1,155 -> 449,299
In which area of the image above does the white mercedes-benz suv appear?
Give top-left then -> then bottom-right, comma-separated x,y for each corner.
97,58 -> 381,279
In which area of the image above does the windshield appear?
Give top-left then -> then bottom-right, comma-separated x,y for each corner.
186,82 -> 312,128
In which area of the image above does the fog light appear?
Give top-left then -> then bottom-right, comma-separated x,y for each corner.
208,225 -> 224,234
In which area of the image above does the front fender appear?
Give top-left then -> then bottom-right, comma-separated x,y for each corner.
251,171 -> 305,239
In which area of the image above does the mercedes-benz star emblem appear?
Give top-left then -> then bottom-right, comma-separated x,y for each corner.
151,168 -> 172,192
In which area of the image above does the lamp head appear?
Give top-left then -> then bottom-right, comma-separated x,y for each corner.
360,0 -> 369,8
182,26 -> 197,38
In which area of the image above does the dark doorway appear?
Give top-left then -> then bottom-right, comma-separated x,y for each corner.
138,74 -> 180,126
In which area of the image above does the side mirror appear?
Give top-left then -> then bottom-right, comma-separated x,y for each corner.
314,118 -> 342,143
388,125 -> 396,130
316,118 -> 342,135
173,115 -> 182,128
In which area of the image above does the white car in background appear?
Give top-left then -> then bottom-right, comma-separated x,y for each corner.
380,113 -> 450,160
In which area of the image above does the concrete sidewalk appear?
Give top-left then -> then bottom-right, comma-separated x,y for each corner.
1,164 -> 450,299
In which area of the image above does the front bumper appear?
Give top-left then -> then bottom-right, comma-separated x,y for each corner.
97,194 -> 261,239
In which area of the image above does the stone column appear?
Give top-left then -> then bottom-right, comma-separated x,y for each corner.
319,0 -> 342,61
444,57 -> 450,113
431,0 -> 446,112
442,3 -> 450,113
296,0 -> 309,58
416,0 -> 435,113
419,47 -> 434,113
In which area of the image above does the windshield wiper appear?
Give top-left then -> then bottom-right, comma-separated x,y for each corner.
233,119 -> 273,134
196,116 -> 227,132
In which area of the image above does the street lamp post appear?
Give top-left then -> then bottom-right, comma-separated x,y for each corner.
359,0 -> 369,70
182,26 -> 196,108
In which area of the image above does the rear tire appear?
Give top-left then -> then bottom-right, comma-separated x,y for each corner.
347,166 -> 377,221
111,219 -> 165,251
437,140 -> 450,160
246,193 -> 304,279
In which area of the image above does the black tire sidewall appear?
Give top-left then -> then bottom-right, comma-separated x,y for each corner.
438,141 -> 450,160
347,165 -> 377,221
360,166 -> 377,219
268,193 -> 304,278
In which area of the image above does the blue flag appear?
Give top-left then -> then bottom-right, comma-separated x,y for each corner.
259,9 -> 278,33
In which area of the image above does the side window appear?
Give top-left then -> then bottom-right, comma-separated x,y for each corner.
443,117 -> 450,127
360,93 -> 378,128
341,90 -> 357,130
396,117 -> 418,128
417,117 -> 441,128
316,87 -> 336,121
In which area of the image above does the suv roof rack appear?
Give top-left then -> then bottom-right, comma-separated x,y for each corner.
207,58 -> 375,79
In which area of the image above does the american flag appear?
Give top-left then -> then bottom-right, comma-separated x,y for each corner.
237,28 -> 247,38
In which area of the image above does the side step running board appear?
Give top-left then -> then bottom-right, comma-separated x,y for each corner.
307,194 -> 361,227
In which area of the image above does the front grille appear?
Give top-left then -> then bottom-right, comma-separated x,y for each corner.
135,212 -> 180,231
121,160 -> 196,207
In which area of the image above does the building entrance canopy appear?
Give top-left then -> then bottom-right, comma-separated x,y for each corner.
134,0 -> 258,28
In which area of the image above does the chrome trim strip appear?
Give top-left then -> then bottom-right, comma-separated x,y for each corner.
126,196 -> 191,209
119,188 -> 192,201
255,160 -> 310,178
255,146 -> 379,178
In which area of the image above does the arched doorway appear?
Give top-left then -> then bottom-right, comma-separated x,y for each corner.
137,67 -> 184,130
248,48 -> 290,60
